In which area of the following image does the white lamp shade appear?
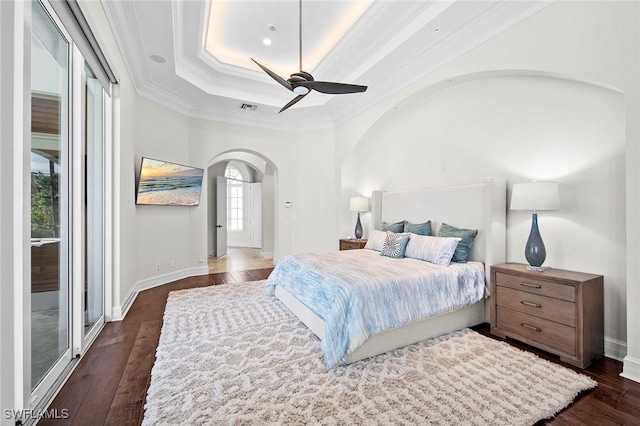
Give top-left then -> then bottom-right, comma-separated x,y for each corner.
349,196 -> 369,212
510,182 -> 560,211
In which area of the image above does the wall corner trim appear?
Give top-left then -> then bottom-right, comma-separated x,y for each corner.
621,355 -> 640,384
604,336 -> 628,362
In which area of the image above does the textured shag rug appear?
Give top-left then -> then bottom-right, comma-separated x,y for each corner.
143,281 -> 597,425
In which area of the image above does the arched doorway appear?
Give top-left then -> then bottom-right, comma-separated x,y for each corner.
207,151 -> 277,272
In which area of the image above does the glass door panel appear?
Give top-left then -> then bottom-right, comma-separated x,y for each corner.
83,64 -> 104,337
30,0 -> 70,390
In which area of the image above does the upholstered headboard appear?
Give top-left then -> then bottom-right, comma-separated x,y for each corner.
370,177 -> 507,281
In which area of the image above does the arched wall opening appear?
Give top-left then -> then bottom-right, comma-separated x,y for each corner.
207,150 -> 278,260
341,70 -> 627,347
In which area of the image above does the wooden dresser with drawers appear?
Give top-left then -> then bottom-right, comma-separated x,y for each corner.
490,263 -> 603,368
339,239 -> 368,251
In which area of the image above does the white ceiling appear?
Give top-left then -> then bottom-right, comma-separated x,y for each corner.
101,0 -> 552,130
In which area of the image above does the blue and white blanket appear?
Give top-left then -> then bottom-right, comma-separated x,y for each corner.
265,249 -> 486,368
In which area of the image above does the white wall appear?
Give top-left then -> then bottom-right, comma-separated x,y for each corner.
343,74 -> 625,342
133,97 -> 194,280
262,167 -> 276,257
80,1 -> 205,315
336,1 -> 639,365
188,118 -> 337,263
83,0 -> 640,380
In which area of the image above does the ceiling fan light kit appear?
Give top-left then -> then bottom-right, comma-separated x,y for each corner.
251,0 -> 367,113
293,86 -> 310,95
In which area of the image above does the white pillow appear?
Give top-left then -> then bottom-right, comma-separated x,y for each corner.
405,233 -> 462,266
364,230 -> 387,252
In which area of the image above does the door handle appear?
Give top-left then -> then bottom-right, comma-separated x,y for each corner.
216,225 -> 222,228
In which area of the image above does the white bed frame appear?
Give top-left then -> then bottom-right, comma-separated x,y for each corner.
274,177 -> 507,364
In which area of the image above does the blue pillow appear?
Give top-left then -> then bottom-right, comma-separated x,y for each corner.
380,221 -> 405,233
380,232 -> 410,258
404,220 -> 432,236
437,223 -> 478,263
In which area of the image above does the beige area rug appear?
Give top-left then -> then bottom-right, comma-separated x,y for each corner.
143,281 -> 596,425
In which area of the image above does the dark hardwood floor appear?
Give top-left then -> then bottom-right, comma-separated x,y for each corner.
42,268 -> 640,425
472,323 -> 640,426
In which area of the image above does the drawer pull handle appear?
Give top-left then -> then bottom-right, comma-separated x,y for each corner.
521,323 -> 541,332
521,301 -> 541,308
520,282 -> 541,289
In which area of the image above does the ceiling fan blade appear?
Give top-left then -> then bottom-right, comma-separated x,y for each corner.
298,81 -> 367,94
279,94 -> 307,113
251,58 -> 292,91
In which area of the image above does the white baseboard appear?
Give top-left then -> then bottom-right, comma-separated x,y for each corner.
605,336 -> 627,361
109,268 -> 633,371
227,241 -> 249,248
110,266 -> 209,321
111,305 -> 123,321
261,251 -> 274,259
621,355 -> 640,383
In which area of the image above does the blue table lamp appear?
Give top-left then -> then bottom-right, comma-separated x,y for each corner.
349,196 -> 369,240
510,182 -> 560,271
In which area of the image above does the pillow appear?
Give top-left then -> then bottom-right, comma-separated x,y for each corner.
404,220 -> 432,236
380,232 -> 410,258
364,229 -> 387,252
379,220 -> 405,233
438,223 -> 478,263
404,234 -> 461,266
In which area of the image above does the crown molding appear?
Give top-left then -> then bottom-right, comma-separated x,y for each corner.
101,0 -> 149,89
100,0 -> 555,131
333,0 -> 555,126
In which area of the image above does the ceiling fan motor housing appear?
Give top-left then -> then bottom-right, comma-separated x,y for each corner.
288,72 -> 313,95
287,72 -> 313,85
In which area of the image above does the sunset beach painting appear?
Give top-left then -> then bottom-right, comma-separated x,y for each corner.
136,158 -> 204,206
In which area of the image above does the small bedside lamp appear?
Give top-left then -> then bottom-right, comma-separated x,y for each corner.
349,196 -> 369,240
510,182 -> 560,271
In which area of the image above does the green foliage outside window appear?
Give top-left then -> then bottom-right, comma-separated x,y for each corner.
31,171 -> 58,238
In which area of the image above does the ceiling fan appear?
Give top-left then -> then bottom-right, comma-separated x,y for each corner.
251,0 -> 368,113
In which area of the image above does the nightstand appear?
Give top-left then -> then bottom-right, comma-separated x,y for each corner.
339,239 -> 367,251
490,263 -> 604,369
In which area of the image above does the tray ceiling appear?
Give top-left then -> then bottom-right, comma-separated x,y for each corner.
100,0 -> 552,130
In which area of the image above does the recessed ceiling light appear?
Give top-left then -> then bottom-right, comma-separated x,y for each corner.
150,54 -> 167,63
263,38 -> 272,46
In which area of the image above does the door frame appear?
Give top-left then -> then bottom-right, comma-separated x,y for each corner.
26,0 -> 112,413
215,175 -> 227,257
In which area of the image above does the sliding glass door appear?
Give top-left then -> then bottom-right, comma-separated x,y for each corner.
30,0 -> 72,393
82,63 -> 104,342
29,0 -> 108,406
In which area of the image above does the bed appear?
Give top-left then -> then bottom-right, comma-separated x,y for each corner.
266,178 -> 506,368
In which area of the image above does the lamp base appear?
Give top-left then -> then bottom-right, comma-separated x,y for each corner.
354,212 -> 363,240
524,212 -> 547,271
526,265 -> 547,272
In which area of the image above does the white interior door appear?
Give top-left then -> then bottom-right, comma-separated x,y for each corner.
216,176 -> 227,257
249,183 -> 262,248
